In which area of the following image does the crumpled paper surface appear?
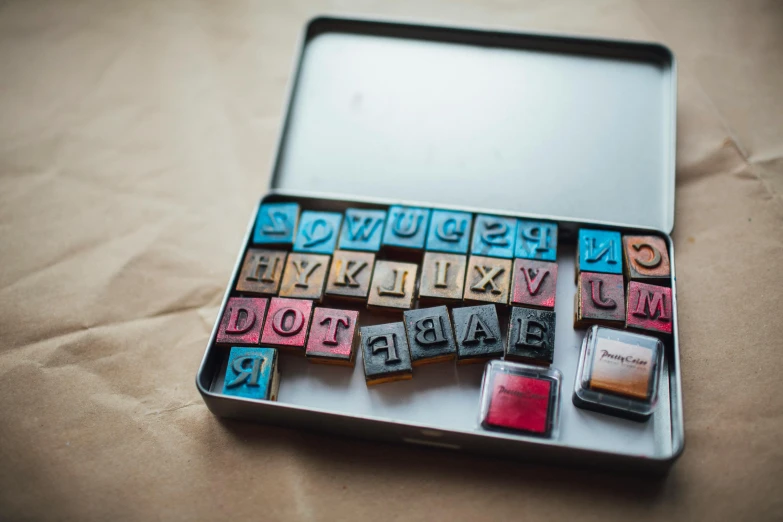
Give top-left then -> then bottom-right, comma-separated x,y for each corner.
1,0 -> 781,520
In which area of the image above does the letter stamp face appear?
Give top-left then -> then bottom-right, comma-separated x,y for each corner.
360,322 -> 413,385
279,253 -> 331,301
403,306 -> 457,366
515,220 -> 558,262
463,255 -> 512,304
418,252 -> 467,303
216,297 -> 268,345
222,347 -> 279,401
236,249 -> 288,295
452,305 -> 504,364
623,235 -> 670,284
471,215 -> 517,259
293,211 -> 342,255
510,259 -> 558,310
305,308 -> 359,366
575,272 -> 625,327
367,260 -> 418,310
425,210 -> 472,254
260,297 -> 314,351
381,206 -> 431,250
578,229 -> 622,275
338,208 -> 386,252
324,250 -> 375,300
626,281 -> 673,334
506,307 -> 556,365
253,202 -> 299,246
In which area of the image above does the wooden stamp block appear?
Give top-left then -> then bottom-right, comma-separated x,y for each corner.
515,220 -> 558,261
252,202 -> 299,247
452,304 -> 504,364
425,209 -> 472,254
623,235 -> 671,284
626,281 -> 673,334
403,306 -> 457,366
216,297 -> 268,345
279,253 -> 330,301
506,307 -> 556,365
260,297 -> 313,352
222,347 -> 279,401
578,229 -> 622,276
510,259 -> 558,310
367,260 -> 418,310
293,211 -> 342,254
418,252 -> 466,303
306,308 -> 359,366
324,250 -> 375,300
471,214 -> 517,259
360,322 -> 413,385
463,255 -> 512,304
338,208 -> 386,252
575,272 -> 625,327
236,249 -> 287,295
382,205 -> 430,250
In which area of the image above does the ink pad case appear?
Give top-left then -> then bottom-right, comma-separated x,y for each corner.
196,17 -> 683,474
573,326 -> 663,421
479,361 -> 562,439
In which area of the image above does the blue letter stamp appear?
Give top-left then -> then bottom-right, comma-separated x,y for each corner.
293,211 -> 343,254
471,215 -> 516,258
426,210 -> 472,254
338,208 -> 386,252
253,202 -> 299,246
578,229 -> 622,274
222,347 -> 279,401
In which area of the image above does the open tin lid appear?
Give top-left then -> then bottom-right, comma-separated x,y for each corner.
271,17 -> 676,233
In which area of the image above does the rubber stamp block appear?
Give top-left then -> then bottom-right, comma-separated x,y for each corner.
324,250 -> 375,300
367,260 -> 418,310
253,202 -> 299,247
418,252 -> 466,303
575,272 -> 625,327
222,347 -> 280,401
306,308 -> 359,366
623,235 -> 671,285
338,208 -> 386,252
479,361 -> 561,438
515,220 -> 558,261
260,297 -> 313,352
471,214 -> 516,259
279,253 -> 330,301
382,205 -> 430,250
403,306 -> 457,366
360,322 -> 413,385
578,229 -> 622,276
626,281 -> 673,335
293,211 -> 342,255
463,255 -> 512,304
506,307 -> 556,365
216,297 -> 268,345
452,304 -> 504,364
426,209 -> 472,254
510,259 -> 558,310
236,249 -> 287,295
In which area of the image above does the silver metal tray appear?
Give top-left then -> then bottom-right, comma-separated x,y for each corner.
196,17 -> 682,473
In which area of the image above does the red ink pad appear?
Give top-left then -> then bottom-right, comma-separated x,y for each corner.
479,361 -> 561,438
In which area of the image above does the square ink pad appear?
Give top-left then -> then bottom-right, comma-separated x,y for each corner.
573,325 -> 663,421
479,360 -> 561,438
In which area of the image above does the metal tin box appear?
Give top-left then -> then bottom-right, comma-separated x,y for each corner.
196,17 -> 682,473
